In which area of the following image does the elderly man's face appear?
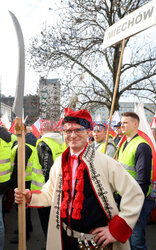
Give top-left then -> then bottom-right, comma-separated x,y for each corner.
92,125 -> 106,143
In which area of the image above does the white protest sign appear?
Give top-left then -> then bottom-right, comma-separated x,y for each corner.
103,0 -> 156,49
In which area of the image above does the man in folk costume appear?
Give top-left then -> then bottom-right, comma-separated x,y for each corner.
15,108 -> 144,250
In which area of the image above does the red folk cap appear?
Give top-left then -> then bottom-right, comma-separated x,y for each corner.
63,107 -> 92,128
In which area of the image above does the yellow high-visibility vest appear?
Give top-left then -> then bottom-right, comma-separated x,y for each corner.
31,137 -> 66,190
0,138 -> 12,183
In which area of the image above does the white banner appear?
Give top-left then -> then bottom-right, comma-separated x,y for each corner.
135,102 -> 156,151
102,0 -> 156,49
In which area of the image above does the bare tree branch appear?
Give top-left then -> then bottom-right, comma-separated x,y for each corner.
27,0 -> 155,114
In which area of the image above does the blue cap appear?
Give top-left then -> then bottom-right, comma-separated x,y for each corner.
114,122 -> 121,127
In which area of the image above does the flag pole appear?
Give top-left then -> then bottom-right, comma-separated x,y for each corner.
15,118 -> 26,250
104,39 -> 126,154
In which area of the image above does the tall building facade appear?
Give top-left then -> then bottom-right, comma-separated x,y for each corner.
1,95 -> 40,124
39,77 -> 60,121
0,96 -> 14,122
24,95 -> 40,124
0,102 -> 12,122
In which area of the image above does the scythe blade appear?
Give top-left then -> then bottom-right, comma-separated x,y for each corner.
9,11 -> 25,117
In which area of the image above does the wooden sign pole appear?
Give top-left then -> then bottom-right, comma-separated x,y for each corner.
15,117 -> 26,250
104,39 -> 126,154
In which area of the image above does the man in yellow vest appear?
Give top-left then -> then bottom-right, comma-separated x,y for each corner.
118,112 -> 155,250
0,125 -> 12,250
30,122 -> 66,246
10,125 -> 37,243
92,122 -> 116,157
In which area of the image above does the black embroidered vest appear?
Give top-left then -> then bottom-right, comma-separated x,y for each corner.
62,169 -> 108,233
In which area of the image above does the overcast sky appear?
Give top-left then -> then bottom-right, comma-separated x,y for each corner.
0,0 -> 155,99
0,0 -> 60,97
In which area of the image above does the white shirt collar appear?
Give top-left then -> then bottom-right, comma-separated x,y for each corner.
70,148 -> 84,157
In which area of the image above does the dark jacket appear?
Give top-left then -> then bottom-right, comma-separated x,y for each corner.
0,126 -> 11,142
37,141 -> 54,182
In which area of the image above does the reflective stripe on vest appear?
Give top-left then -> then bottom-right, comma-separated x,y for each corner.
32,167 -> 43,175
0,169 -> 11,176
31,180 -> 44,188
0,138 -> 12,183
0,159 -> 10,164
119,163 -> 136,171
25,172 -> 31,176
27,163 -> 33,167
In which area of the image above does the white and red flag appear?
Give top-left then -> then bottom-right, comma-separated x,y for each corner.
0,119 -> 4,126
111,111 -> 121,128
31,118 -> 41,139
1,112 -> 11,130
9,118 -> 41,138
135,103 -> 156,182
150,113 -> 156,128
32,118 -> 58,138
9,120 -> 16,134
